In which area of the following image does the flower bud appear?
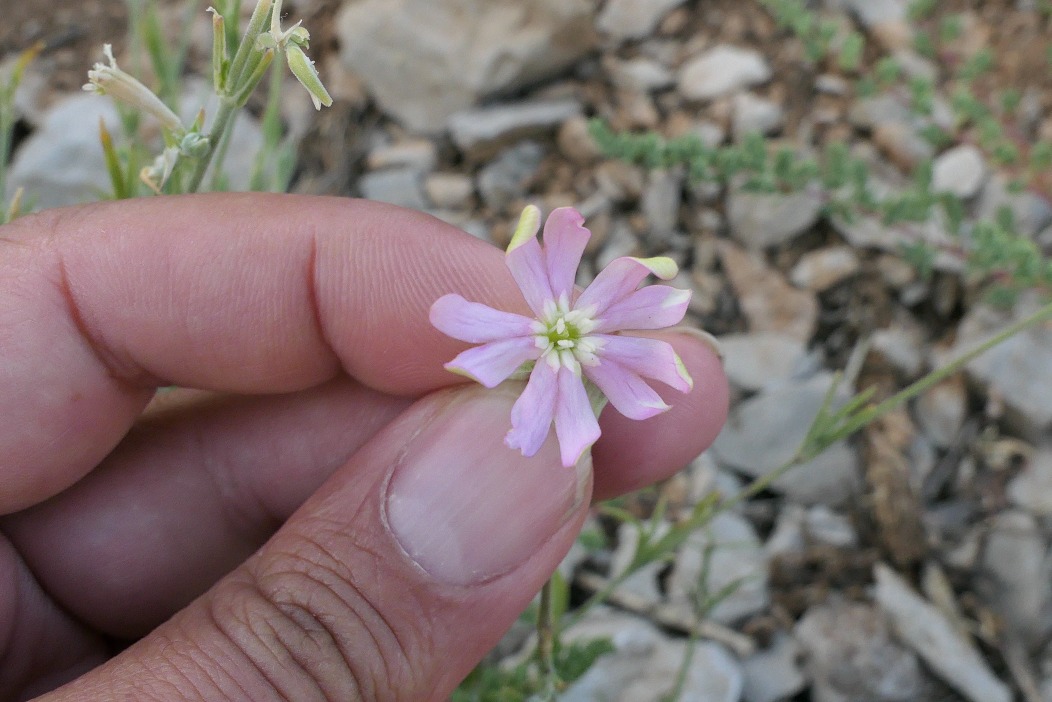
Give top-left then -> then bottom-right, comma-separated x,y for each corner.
285,44 -> 332,110
84,45 -> 184,135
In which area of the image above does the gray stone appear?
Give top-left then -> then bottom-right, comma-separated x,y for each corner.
678,45 -> 772,101
605,56 -> 676,92
806,505 -> 858,548
448,98 -> 583,159
727,186 -> 823,249
609,521 -> 666,607
718,242 -> 819,342
596,218 -> 643,270
641,168 -> 683,242
1008,446 -> 1052,517
872,319 -> 926,377
8,86 -> 262,209
848,95 -> 914,130
741,633 -> 807,702
978,510 -> 1052,645
712,374 -> 862,505
949,293 -> 1052,439
932,144 -> 986,198
597,0 -> 687,41
358,167 -> 428,209
424,172 -> 474,209
977,174 -> 1052,237
561,611 -> 743,702
838,0 -> 909,27
915,375 -> 967,449
365,138 -> 438,171
790,246 -> 862,291
336,0 -> 597,132
717,332 -> 810,392
873,121 -> 934,170
476,141 -> 545,210
732,93 -> 784,140
875,563 -> 1012,702
796,598 -> 927,702
668,511 -> 770,625
557,116 -> 603,165
7,93 -> 121,210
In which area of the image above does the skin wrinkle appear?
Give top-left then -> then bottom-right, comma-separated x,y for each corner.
214,580 -> 334,702
245,550 -> 400,701
272,524 -> 416,695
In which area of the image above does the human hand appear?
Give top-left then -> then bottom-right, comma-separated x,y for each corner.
0,194 -> 728,701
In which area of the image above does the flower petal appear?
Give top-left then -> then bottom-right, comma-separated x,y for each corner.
430,294 -> 539,343
445,337 -> 541,388
585,357 -> 670,421
505,206 -> 553,316
554,368 -> 601,467
592,285 -> 690,333
505,361 -> 558,457
575,256 -> 679,317
543,207 -> 590,300
592,335 -> 693,393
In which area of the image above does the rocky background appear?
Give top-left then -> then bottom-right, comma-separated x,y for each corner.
6,0 -> 1052,700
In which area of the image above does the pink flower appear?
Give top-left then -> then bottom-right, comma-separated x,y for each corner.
430,206 -> 693,467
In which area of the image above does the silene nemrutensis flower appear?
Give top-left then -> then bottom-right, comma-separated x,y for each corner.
430,205 -> 695,467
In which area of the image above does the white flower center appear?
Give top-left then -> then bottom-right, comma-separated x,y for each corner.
533,295 -> 601,374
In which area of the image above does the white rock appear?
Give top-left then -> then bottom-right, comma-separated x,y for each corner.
609,521 -> 667,606
668,511 -> 769,624
732,93 -> 784,140
596,219 -> 643,270
641,168 -> 683,242
1008,446 -> 1052,517
712,374 -> 862,505
837,0 -> 909,26
358,167 -> 427,209
476,141 -> 545,209
978,174 -> 1052,236
871,319 -> 927,377
561,611 -> 743,702
448,98 -> 583,158
915,375 -> 967,448
978,510 -> 1052,644
366,139 -> 438,171
6,94 -> 122,210
741,633 -> 807,702
718,242 -> 819,341
424,172 -> 474,209
875,564 -> 1012,702
806,505 -> 858,548
336,0 -> 597,132
727,186 -> 822,249
605,56 -> 676,92
8,86 -> 262,209
949,293 -> 1052,439
678,45 -> 772,101
596,0 -> 687,41
790,246 -> 862,291
932,144 -> 986,198
796,598 -> 928,701
717,332 -> 810,392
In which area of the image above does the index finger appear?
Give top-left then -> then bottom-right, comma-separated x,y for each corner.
1,194 -> 519,513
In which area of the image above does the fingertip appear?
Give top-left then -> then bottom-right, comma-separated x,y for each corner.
591,330 -> 728,500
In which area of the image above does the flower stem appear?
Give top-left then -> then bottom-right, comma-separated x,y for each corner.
721,296 -> 1052,512
536,578 -> 559,700
184,97 -> 239,193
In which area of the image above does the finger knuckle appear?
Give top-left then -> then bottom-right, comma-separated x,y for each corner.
209,524 -> 427,701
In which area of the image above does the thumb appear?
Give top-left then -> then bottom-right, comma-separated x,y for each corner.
48,385 -> 591,702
